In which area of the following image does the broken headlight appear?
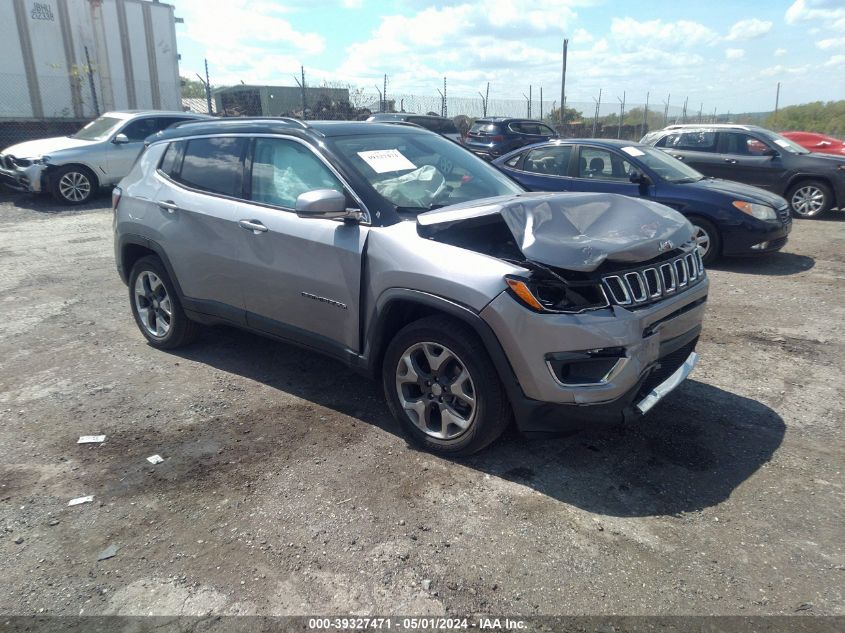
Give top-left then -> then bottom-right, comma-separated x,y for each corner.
505,274 -> 609,314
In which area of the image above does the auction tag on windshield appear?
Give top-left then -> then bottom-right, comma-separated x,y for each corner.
357,149 -> 416,173
621,146 -> 645,156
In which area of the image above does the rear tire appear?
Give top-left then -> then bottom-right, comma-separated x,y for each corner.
128,255 -> 198,349
787,180 -> 833,218
51,165 -> 97,205
382,316 -> 512,456
688,217 -> 721,265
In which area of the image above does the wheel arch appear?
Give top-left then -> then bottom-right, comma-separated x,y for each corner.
684,213 -> 722,258
46,162 -> 101,189
784,173 -> 834,198
364,289 -> 525,408
117,235 -> 185,299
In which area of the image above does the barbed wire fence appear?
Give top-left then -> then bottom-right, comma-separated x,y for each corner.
0,65 -> 779,149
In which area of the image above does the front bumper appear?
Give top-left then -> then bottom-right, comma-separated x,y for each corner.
722,217 -> 792,256
0,162 -> 45,193
480,278 -> 708,434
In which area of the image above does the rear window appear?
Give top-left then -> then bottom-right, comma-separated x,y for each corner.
176,137 -> 247,197
468,122 -> 501,135
158,141 -> 186,176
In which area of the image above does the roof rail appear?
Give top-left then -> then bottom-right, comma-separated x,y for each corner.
276,117 -> 310,129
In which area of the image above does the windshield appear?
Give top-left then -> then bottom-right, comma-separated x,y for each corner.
757,130 -> 810,154
72,116 -> 123,140
330,132 -> 522,213
623,145 -> 704,183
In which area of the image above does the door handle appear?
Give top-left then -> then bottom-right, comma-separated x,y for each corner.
239,219 -> 268,233
724,158 -> 738,164
158,200 -> 179,213
672,155 -> 684,160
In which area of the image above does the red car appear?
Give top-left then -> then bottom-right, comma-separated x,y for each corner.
781,131 -> 845,156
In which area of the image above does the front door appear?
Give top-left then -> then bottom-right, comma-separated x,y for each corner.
510,144 -> 576,191
716,131 -> 788,191
572,146 -> 642,196
236,137 -> 367,353
656,129 -> 721,177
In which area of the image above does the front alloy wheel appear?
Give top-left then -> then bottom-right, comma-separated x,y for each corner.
57,170 -> 92,203
395,342 -> 477,440
692,224 -> 711,259
789,184 -> 829,218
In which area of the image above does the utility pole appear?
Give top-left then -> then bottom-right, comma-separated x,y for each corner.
478,91 -> 487,117
437,88 -> 444,117
374,85 -> 382,113
485,82 -> 489,117
560,38 -> 568,127
663,93 -> 670,127
539,87 -> 543,121
682,97 -> 688,123
443,77 -> 447,118
774,81 -> 781,115
641,91 -> 649,138
383,74 -> 388,113
617,91 -> 625,139
203,58 -> 212,115
712,106 -> 717,123
592,89 -> 602,138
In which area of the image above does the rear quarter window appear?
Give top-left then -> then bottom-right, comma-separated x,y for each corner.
158,141 -> 186,177
657,130 -> 717,152
469,122 -> 501,134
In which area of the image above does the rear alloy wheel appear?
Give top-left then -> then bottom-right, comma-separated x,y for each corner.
382,316 -> 511,456
128,255 -> 198,349
52,165 -> 96,205
787,180 -> 832,218
690,218 -> 720,265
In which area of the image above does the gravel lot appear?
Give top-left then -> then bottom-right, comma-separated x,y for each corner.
0,189 -> 843,618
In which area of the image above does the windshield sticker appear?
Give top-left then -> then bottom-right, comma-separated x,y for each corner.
774,139 -> 790,148
621,146 -> 645,157
357,149 -> 417,174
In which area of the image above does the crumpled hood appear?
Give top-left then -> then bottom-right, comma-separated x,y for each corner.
1,136 -> 96,159
691,177 -> 787,207
418,192 -> 695,272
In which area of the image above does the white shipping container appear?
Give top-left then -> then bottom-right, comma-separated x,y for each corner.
0,0 -> 182,119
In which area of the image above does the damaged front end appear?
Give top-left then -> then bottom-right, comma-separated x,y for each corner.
418,191 -> 702,313
417,192 -> 708,433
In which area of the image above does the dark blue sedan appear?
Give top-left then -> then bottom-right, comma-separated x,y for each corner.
492,139 -> 793,263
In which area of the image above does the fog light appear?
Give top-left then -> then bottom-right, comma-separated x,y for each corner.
750,241 -> 770,250
545,348 -> 627,386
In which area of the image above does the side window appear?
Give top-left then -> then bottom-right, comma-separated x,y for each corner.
508,122 -> 525,134
177,137 -> 247,197
721,132 -> 771,156
120,117 -> 161,142
522,145 -> 573,176
538,124 -> 556,137
659,130 -> 717,152
158,140 -> 186,177
504,154 -> 522,168
156,117 -> 193,133
578,148 -> 633,181
250,138 -> 343,209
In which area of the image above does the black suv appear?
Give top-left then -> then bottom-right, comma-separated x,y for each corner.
641,124 -> 845,218
464,118 -> 557,160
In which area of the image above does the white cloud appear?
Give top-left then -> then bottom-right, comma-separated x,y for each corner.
786,0 -> 845,30
571,28 -> 593,44
610,17 -> 720,50
760,64 -> 810,77
725,48 -> 745,60
725,18 -> 772,41
774,48 -> 787,56
817,37 -> 845,50
342,0 -> 363,7
824,54 -> 845,67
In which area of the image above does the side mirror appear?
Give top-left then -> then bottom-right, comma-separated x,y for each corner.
295,189 -> 358,220
762,148 -> 778,157
629,171 -> 652,185
112,133 -> 129,144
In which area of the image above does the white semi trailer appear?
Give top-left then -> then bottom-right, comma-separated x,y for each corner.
1,0 -> 182,120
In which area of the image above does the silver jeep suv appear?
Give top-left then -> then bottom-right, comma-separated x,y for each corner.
113,118 -> 708,455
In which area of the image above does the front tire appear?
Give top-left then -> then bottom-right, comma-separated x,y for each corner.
382,316 -> 512,456
128,255 -> 198,349
787,180 -> 833,218
51,165 -> 97,205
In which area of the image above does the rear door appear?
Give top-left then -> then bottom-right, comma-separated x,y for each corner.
236,136 -> 367,353
655,129 -> 721,176
153,136 -> 248,318
716,131 -> 788,191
